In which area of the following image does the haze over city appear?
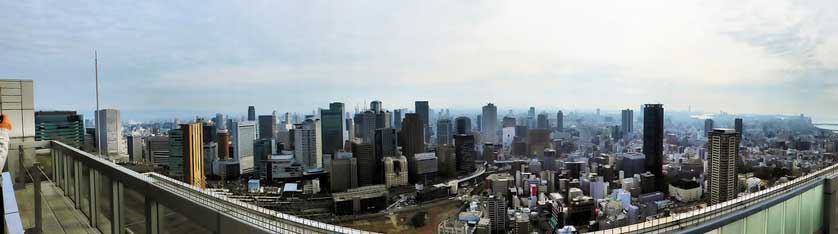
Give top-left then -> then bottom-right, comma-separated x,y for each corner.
3,0 -> 838,121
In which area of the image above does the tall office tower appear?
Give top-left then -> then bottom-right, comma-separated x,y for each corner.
145,136 -> 170,166
556,111 -> 564,131
401,113 -> 426,158
734,118 -> 744,142
361,110 -> 377,143
415,101 -> 430,143
455,116 -> 472,135
168,123 -> 205,188
527,107 -> 536,128
401,113 -> 425,183
375,128 -> 399,159
214,113 -> 226,131
708,128 -> 739,205
476,114 -> 482,132
436,145 -> 457,177
436,118 -> 453,145
126,135 -> 142,161
370,100 -> 382,113
247,106 -> 256,121
502,116 -> 516,128
352,142 -> 377,186
383,155 -> 409,188
642,104 -> 665,193
330,152 -> 358,193
95,109 -> 122,156
393,109 -> 403,130
217,130 -> 230,160
454,134 -> 477,172
294,118 -> 323,169
376,110 -> 391,129
527,129 -> 551,157
482,103 -> 499,144
621,109 -> 634,138
232,120 -> 257,174
704,119 -> 714,137
321,102 -> 345,155
35,111 -> 85,148
258,115 -> 277,139
536,113 -> 549,129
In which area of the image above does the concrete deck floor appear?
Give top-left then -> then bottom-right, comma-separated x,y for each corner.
15,181 -> 99,234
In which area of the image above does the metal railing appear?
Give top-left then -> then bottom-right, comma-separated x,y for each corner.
591,163 -> 838,233
48,140 -> 376,234
2,172 -> 25,234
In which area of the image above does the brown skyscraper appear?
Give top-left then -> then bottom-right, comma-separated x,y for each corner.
179,123 -> 205,188
401,113 -> 425,183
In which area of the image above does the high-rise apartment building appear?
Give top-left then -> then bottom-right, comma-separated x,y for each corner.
621,109 -> 633,137
96,109 -> 121,156
384,155 -> 408,188
321,102 -> 345,155
708,128 -> 739,205
642,104 -> 665,193
294,118 -> 323,169
487,195 -> 507,233
482,103 -> 498,144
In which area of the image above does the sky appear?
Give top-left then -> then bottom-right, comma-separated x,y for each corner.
1,0 -> 837,121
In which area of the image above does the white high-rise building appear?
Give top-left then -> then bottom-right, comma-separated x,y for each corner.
708,128 -> 739,205
232,120 -> 257,174
96,109 -> 122,156
295,118 -> 323,169
481,103 -> 498,144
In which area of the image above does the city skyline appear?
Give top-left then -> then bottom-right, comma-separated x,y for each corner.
2,1 -> 838,120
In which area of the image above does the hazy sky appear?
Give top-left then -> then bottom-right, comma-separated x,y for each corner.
2,1 -> 837,120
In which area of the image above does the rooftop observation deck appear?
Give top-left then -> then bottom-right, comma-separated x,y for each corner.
3,140 -> 378,234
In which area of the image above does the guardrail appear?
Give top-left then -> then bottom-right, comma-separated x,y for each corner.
49,140 -> 376,234
2,172 -> 24,233
592,163 -> 838,233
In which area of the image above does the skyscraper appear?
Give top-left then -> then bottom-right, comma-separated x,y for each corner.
527,107 -> 536,128
415,101 -> 430,143
393,109 -> 403,130
352,142 -> 377,186
487,195 -> 508,233
247,106 -> 256,121
502,116 -> 516,128
370,100 -> 382,113
621,109 -> 633,138
168,123 -> 205,188
294,118 -> 323,169
126,135 -> 142,161
95,109 -> 121,156
704,119 -> 714,137
454,134 -> 476,172
231,120 -> 257,174
321,102 -> 345,155
482,103 -> 498,144
556,111 -> 564,131
642,104 -> 665,193
258,115 -> 277,139
436,118 -> 453,145
536,113 -> 549,129
401,113 -> 425,183
375,128 -> 398,159
455,116 -> 472,135
708,128 -> 739,205
361,110 -> 377,144
734,118 -> 743,142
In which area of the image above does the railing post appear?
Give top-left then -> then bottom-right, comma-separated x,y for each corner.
145,196 -> 159,234
74,160 -> 81,208
89,170 -> 97,227
112,180 -> 124,234
33,162 -> 42,234
825,175 -> 838,234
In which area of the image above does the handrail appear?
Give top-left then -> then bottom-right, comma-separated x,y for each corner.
591,163 -> 838,233
2,172 -> 24,234
49,140 -> 376,234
